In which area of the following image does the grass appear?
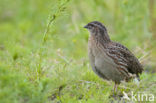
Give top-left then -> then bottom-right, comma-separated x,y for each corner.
0,0 -> 156,103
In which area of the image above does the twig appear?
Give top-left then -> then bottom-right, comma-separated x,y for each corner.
42,15 -> 56,43
42,0 -> 70,44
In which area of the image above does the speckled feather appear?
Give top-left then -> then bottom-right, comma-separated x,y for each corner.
106,42 -> 143,77
86,21 -> 143,83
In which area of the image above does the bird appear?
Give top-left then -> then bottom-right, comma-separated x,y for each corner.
84,21 -> 143,93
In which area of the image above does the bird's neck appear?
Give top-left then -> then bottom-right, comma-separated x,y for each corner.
99,32 -> 111,43
92,30 -> 111,46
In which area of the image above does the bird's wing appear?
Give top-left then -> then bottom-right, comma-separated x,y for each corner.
106,42 -> 143,77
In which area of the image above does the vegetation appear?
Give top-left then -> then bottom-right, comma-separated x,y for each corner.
0,0 -> 155,102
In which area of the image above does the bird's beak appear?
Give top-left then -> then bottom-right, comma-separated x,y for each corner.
84,25 -> 88,29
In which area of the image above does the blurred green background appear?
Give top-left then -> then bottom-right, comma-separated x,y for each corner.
0,0 -> 155,103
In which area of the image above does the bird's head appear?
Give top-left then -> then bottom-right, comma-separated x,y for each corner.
84,21 -> 111,43
84,21 -> 107,36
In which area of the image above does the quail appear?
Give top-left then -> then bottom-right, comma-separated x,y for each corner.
84,21 -> 143,92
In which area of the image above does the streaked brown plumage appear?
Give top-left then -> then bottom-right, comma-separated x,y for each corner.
84,21 -> 143,92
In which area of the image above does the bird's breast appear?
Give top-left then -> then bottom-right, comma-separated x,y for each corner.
88,37 -> 125,83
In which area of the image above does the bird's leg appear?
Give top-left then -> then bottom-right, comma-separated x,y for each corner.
114,83 -> 118,94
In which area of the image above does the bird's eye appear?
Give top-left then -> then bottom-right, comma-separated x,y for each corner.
88,24 -> 94,29
90,24 -> 94,27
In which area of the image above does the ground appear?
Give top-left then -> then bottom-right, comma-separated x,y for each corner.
0,0 -> 156,103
